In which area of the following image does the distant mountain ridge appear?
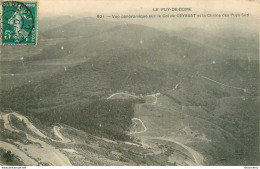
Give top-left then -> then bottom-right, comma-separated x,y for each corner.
0,16 -> 259,165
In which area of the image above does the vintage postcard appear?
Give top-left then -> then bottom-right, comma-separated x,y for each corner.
0,0 -> 259,167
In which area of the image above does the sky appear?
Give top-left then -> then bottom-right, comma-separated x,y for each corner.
40,0 -> 258,16
39,0 -> 259,31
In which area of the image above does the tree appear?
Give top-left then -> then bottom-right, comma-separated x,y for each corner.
3,150 -> 15,162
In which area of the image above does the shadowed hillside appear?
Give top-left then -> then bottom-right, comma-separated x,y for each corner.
0,17 -> 259,165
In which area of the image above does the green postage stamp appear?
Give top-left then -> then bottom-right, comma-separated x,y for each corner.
1,1 -> 37,45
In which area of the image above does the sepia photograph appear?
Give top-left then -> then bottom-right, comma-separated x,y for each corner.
0,0 -> 259,166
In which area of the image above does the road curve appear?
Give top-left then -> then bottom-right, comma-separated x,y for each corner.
1,112 -> 72,166
130,118 -> 147,134
146,93 -> 160,105
2,112 -> 50,139
2,112 -> 72,143
143,136 -> 204,165
53,126 -> 72,143
107,92 -> 139,99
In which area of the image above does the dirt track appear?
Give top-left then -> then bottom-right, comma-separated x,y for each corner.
0,112 -> 72,166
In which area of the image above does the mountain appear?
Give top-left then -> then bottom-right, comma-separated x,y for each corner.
1,21 -> 180,141
168,27 -> 259,60
39,16 -> 78,32
42,17 -> 122,39
0,17 -> 259,166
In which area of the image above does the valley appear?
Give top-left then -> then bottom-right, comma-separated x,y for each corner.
0,16 -> 259,166
0,91 -> 207,166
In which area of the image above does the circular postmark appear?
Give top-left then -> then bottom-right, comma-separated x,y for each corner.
2,1 -> 34,43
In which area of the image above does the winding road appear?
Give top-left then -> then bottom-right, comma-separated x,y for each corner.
2,112 -> 73,143
142,136 -> 204,165
146,93 -> 160,105
0,112 -> 72,166
106,92 -> 204,165
53,126 -> 72,143
130,118 -> 147,134
3,112 -> 49,139
0,92 -> 204,166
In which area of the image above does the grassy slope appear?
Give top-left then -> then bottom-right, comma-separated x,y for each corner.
159,71 -> 259,165
0,18 -> 259,165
